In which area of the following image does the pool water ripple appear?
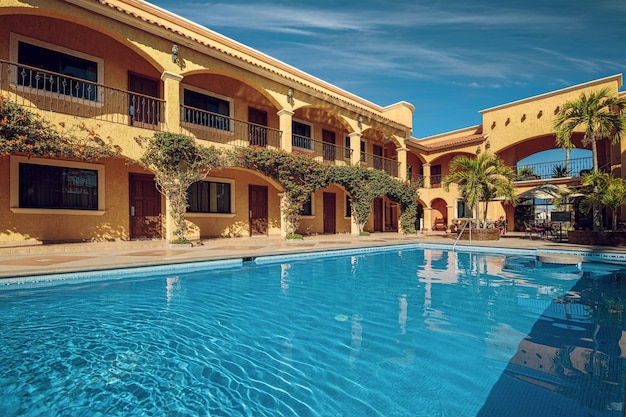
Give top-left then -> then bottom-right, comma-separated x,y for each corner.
1,249 -> 625,416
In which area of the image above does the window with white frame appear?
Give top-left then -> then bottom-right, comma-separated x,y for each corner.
292,120 -> 313,150
11,34 -> 103,102
302,194 -> 313,216
187,180 -> 232,213
183,88 -> 232,131
11,156 -> 105,213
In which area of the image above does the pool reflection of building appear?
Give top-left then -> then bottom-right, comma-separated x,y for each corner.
479,277 -> 626,417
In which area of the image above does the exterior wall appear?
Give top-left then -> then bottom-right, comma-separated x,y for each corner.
480,76 -> 622,155
185,169 -> 283,239
0,0 -> 624,244
0,156 -> 160,243
297,184 -> 351,235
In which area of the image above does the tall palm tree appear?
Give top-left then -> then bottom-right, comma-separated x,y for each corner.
554,87 -> 626,173
443,152 -> 517,228
554,87 -> 626,230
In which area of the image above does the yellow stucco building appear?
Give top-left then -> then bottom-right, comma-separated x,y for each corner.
0,0 -> 624,245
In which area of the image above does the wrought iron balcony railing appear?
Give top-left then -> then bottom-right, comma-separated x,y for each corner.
360,152 -> 399,177
181,105 -> 282,148
291,135 -> 352,165
514,156 -> 596,181
0,59 -> 164,130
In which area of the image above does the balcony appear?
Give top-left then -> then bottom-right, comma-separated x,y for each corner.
292,135 -> 352,165
0,60 -> 164,130
515,156 -> 596,181
181,105 -> 282,148
360,152 -> 399,177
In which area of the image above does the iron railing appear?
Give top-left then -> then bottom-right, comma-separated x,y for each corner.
515,156 -> 597,180
0,59 -> 164,130
291,135 -> 352,165
360,151 -> 400,177
180,105 -> 282,148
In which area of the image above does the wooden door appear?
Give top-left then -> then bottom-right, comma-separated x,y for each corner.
373,197 -> 383,232
248,107 -> 268,147
128,73 -> 160,127
249,185 -> 268,236
129,174 -> 162,239
323,192 -> 336,234
322,129 -> 336,162
373,144 -> 383,170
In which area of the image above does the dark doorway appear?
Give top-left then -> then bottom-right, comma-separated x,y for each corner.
322,129 -> 336,162
249,185 -> 268,236
323,192 -> 336,234
248,107 -> 268,147
128,73 -> 160,127
373,144 -> 383,170
129,173 -> 162,239
373,197 -> 383,232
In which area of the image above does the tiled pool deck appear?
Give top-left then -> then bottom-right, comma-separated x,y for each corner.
1,231 -> 625,281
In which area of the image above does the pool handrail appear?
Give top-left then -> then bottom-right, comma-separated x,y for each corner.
452,219 -> 472,251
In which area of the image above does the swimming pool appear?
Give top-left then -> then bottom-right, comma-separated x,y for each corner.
1,247 -> 625,416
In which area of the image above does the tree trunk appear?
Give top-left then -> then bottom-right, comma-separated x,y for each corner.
591,139 -> 600,231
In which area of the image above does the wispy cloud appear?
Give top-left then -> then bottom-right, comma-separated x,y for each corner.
168,2 -> 576,35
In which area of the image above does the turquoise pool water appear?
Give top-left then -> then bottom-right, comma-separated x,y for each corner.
1,248 -> 625,416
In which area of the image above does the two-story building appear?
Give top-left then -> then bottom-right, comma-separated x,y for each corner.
0,0 -> 623,245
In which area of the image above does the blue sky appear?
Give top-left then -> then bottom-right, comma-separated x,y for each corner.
150,0 -> 626,139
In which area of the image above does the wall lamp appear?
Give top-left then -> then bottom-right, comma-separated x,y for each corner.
286,88 -> 294,104
357,115 -> 363,129
476,146 -> 481,155
171,44 -> 179,63
485,140 -> 491,149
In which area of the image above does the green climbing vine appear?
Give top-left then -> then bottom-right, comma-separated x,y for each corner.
136,132 -> 224,242
0,95 -> 121,160
328,165 -> 420,233
230,147 -> 330,235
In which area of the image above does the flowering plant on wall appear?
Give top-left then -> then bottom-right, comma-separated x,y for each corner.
231,147 -> 329,235
0,95 -> 121,160
328,165 -> 420,234
136,132 -> 224,243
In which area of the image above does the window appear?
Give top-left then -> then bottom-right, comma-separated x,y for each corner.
360,140 -> 367,162
183,89 -> 231,131
345,195 -> 352,218
457,200 -> 471,219
187,181 -> 231,213
292,121 -> 312,150
344,136 -> 352,159
431,164 -> 442,187
302,194 -> 313,216
17,40 -> 99,101
19,163 -> 98,210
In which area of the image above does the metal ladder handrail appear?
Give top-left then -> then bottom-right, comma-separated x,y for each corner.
452,220 -> 472,251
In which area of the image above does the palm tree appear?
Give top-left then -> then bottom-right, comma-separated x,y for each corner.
554,87 -> 626,173
443,152 -> 517,229
554,87 -> 626,230
579,171 -> 626,231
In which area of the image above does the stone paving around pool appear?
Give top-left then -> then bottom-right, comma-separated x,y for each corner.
0,232 -> 625,280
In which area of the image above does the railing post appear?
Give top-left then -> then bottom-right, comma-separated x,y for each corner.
277,109 -> 293,152
161,71 -> 183,132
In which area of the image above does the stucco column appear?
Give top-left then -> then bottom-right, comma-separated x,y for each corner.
277,109 -> 294,152
446,205 -> 455,228
160,71 -> 183,132
422,163 -> 431,188
348,132 -> 362,166
396,145 -> 407,180
423,207 -> 432,232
